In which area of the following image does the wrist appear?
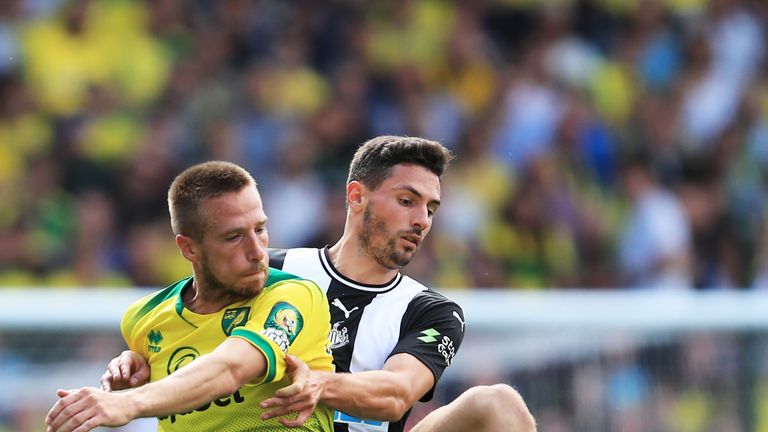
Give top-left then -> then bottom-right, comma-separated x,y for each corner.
124,388 -> 146,419
317,371 -> 337,401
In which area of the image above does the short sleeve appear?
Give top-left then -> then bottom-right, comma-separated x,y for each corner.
120,304 -> 139,352
121,294 -> 152,355
388,291 -> 465,402
120,278 -> 189,355
229,280 -> 317,384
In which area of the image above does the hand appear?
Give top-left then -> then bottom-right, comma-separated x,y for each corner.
260,354 -> 325,427
46,387 -> 135,432
100,350 -> 150,391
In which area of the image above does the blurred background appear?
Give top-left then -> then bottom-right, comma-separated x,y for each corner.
1,0 -> 768,430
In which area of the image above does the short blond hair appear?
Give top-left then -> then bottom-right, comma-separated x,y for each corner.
168,161 -> 256,239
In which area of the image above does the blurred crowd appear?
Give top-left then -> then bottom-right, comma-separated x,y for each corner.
1,0 -> 768,290
502,332 -> 767,432
415,332 -> 768,432
3,2 -> 768,431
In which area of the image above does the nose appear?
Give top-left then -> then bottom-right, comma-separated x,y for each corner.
412,206 -> 430,231
245,232 -> 267,263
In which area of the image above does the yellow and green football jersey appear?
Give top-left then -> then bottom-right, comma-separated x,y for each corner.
121,268 -> 334,432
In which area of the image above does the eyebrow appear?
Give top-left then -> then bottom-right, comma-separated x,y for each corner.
398,185 -> 441,207
219,218 -> 269,236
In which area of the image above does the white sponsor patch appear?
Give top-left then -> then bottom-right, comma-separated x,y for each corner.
260,328 -> 290,352
438,335 -> 455,366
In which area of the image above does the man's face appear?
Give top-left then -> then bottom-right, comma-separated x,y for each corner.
360,164 -> 441,270
194,185 -> 270,298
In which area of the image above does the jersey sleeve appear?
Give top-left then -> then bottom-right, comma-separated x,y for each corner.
120,293 -> 154,356
388,291 -> 465,402
229,279 -> 322,385
120,278 -> 190,356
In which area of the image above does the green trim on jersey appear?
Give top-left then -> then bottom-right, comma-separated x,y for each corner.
264,269 -> 326,300
124,277 -> 191,337
265,268 -> 300,286
120,268 -> 334,431
231,328 -> 278,383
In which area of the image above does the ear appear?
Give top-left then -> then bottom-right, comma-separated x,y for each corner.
176,234 -> 200,265
346,181 -> 367,213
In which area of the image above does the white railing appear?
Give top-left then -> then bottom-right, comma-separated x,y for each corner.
4,288 -> 768,330
4,288 -> 763,431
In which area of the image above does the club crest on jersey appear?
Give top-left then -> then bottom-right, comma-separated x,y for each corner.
329,321 -> 349,349
261,302 -> 304,352
222,307 -> 251,336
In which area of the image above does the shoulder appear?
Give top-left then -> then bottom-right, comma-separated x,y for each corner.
264,268 -> 326,301
397,276 -> 464,323
122,277 -> 191,335
400,275 -> 462,310
124,277 -> 189,319
408,290 -> 464,322
256,270 -> 330,331
266,267 -> 318,290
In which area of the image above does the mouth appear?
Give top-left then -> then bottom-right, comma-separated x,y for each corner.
401,234 -> 421,249
243,267 -> 268,278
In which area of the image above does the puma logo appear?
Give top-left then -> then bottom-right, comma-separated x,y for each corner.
332,298 -> 359,319
453,311 -> 465,332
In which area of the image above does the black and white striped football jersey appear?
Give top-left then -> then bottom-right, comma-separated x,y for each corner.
269,247 -> 465,432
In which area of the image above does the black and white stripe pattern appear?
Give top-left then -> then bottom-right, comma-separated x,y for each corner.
269,247 -> 465,432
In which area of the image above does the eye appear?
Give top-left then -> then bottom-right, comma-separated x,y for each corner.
255,227 -> 267,235
399,197 -> 413,206
226,234 -> 242,241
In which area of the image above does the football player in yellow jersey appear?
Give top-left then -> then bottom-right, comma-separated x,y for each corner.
46,161 -> 334,432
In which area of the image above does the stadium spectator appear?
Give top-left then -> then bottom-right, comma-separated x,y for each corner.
617,151 -> 693,289
1,0 -> 766,293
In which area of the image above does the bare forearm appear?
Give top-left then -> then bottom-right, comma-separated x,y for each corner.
126,352 -> 244,419
320,370 -> 412,421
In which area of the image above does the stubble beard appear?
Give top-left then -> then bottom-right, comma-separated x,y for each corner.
360,203 -> 415,270
199,253 -> 266,301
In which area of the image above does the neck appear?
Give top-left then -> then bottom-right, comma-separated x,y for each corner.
328,233 -> 399,285
184,278 -> 245,314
